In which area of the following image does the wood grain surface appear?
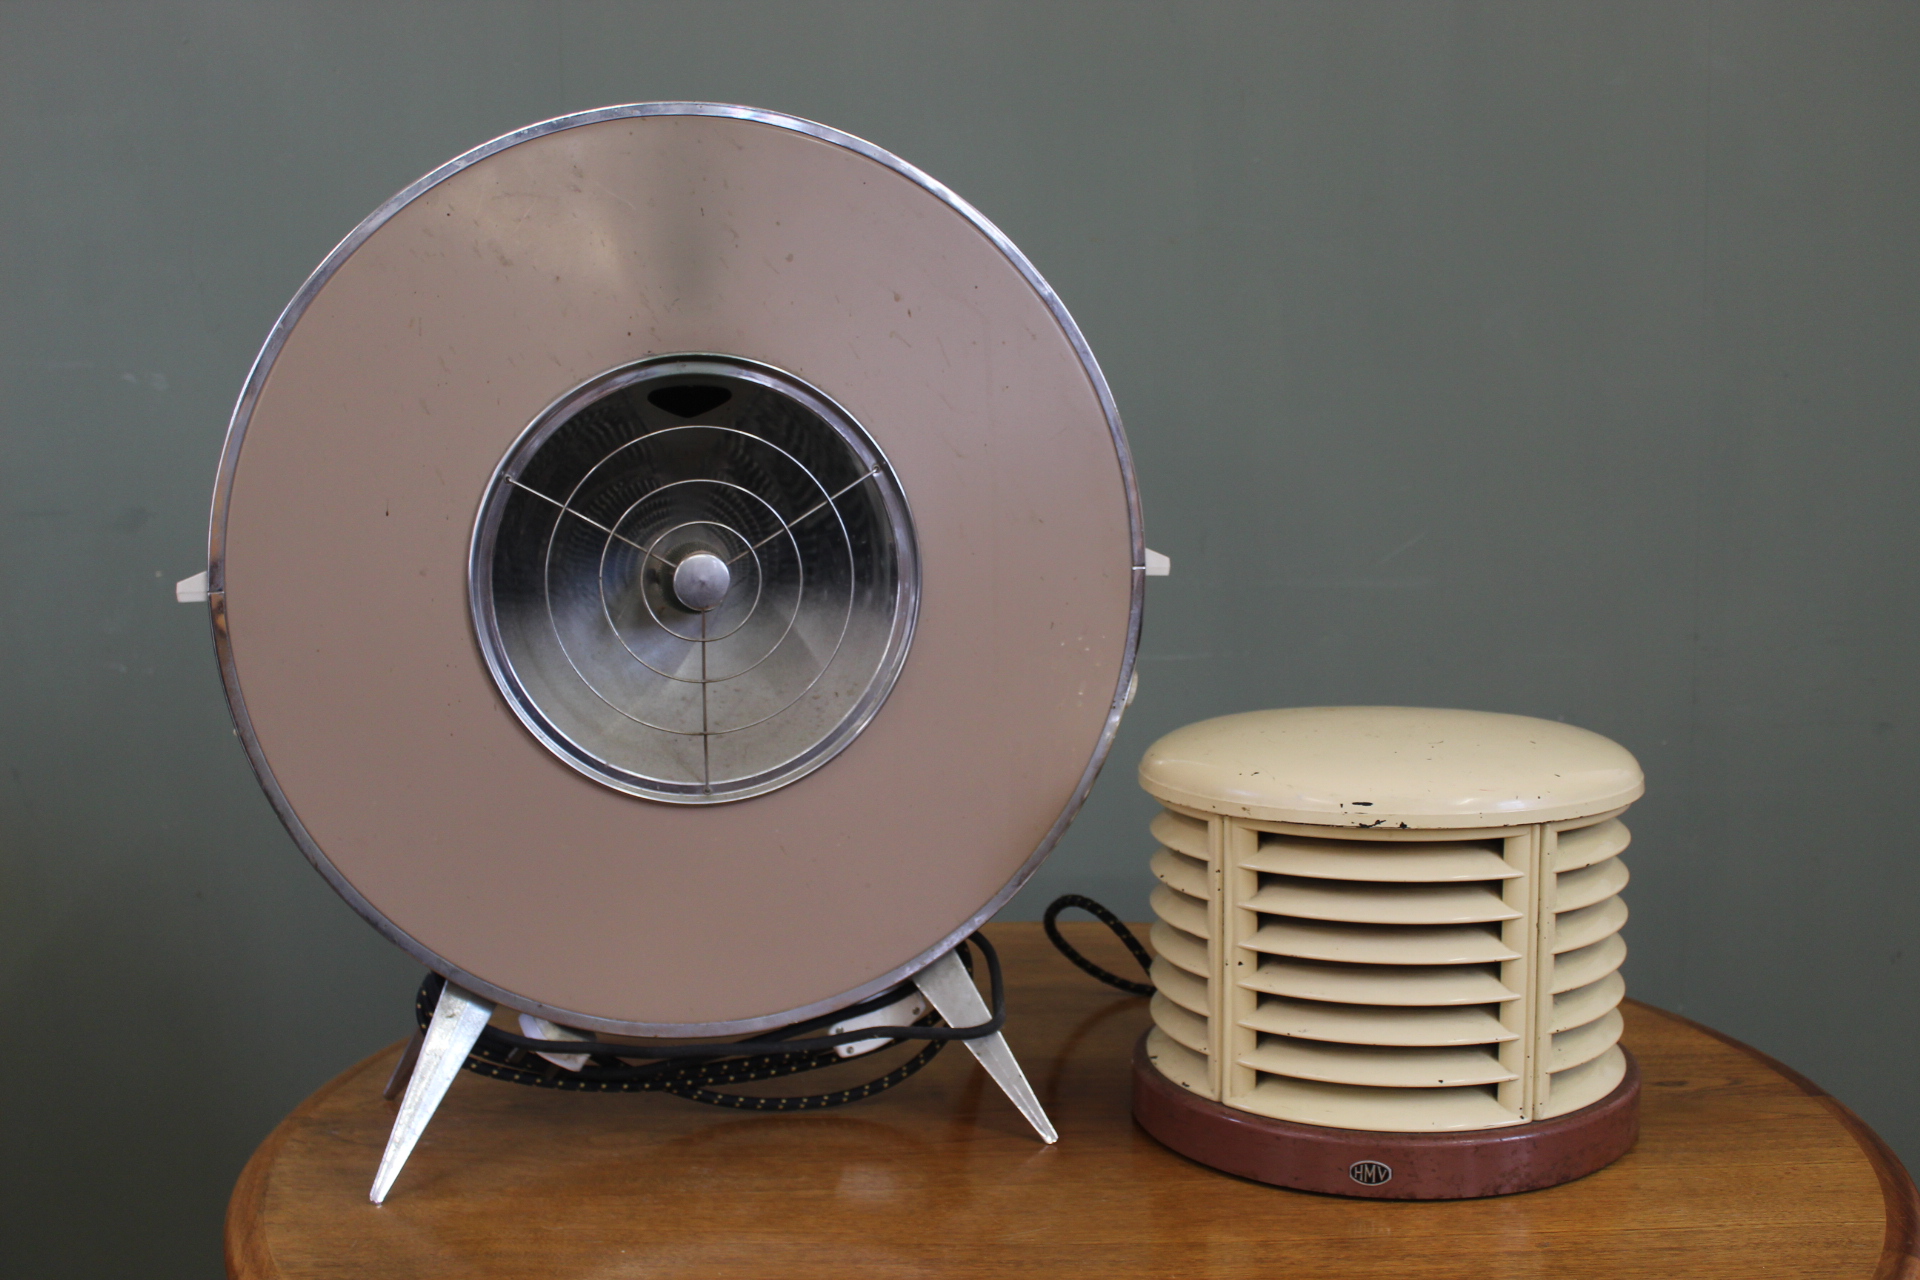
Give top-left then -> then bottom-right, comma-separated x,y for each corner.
227,923 -> 1918,1279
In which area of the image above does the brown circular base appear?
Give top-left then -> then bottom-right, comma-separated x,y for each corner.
1131,1033 -> 1640,1199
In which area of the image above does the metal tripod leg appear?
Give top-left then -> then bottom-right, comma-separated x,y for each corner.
370,980 -> 494,1204
914,948 -> 1058,1144
382,1027 -> 425,1101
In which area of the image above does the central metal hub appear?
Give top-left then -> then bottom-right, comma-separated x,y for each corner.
671,551 -> 731,612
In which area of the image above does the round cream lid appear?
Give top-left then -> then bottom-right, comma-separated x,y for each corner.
1139,707 -> 1643,829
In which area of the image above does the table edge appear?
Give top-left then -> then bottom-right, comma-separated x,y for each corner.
1628,999 -> 1920,1280
227,1042 -> 400,1280
223,989 -> 1919,1280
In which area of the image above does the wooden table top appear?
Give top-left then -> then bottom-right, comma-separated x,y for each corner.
228,923 -> 1919,1279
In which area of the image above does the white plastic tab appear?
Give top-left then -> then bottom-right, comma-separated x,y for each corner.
828,990 -> 930,1059
1143,548 -> 1171,576
175,570 -> 209,603
517,1013 -> 591,1071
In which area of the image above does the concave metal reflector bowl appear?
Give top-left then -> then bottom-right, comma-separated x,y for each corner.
472,357 -> 917,802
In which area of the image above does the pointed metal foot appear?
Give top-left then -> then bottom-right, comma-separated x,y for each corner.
370,980 -> 494,1204
915,947 -> 1058,1144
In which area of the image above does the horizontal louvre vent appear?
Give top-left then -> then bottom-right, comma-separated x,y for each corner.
1151,993 -> 1210,1054
1243,997 -> 1517,1047
1556,857 -> 1630,912
1246,919 -> 1520,966
1245,834 -> 1519,884
1231,829 -> 1526,1133
1145,1027 -> 1209,1095
1149,921 -> 1208,977
1151,957 -> 1208,1015
1550,1008 -> 1623,1072
1544,818 -> 1631,1117
1552,934 -> 1627,993
1245,1074 -> 1520,1132
1151,810 -> 1209,859
1242,1037 -> 1517,1088
1150,884 -> 1209,938
1553,818 -> 1630,872
1148,813 -> 1214,1089
1540,1046 -> 1627,1119
1550,971 -> 1625,1033
1145,807 -> 1635,1129
1242,957 -> 1519,1007
1150,846 -> 1208,898
1554,897 -> 1629,953
1245,878 -> 1520,926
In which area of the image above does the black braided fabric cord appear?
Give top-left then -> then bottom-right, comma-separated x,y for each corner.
406,905 -> 1147,1112
1042,894 -> 1155,996
413,975 -> 948,1112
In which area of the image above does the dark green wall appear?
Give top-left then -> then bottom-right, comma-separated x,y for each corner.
3,3 -> 1915,1274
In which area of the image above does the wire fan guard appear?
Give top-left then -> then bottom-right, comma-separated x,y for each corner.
472,357 -> 918,802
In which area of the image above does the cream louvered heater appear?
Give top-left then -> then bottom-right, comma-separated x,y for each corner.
1132,706 -> 1644,1199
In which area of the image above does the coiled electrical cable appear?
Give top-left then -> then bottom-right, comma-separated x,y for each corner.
1041,894 -> 1155,996
415,934 -> 1001,1111
407,904 -> 1150,1114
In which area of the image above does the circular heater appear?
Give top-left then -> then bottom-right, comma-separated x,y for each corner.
205,104 -> 1142,1038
